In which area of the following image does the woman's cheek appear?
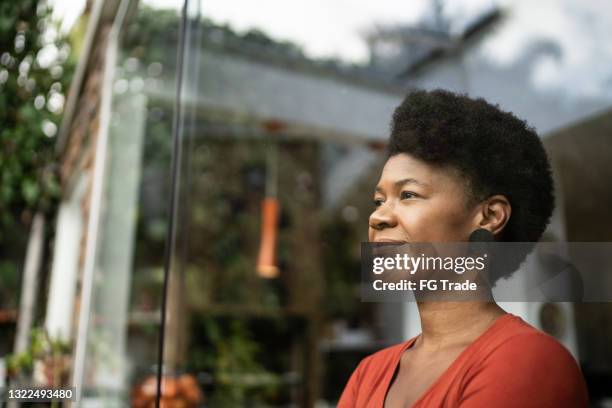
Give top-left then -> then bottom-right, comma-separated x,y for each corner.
398,208 -> 427,240
403,208 -> 452,242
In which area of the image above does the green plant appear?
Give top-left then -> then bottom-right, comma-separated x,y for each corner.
0,0 -> 73,232
0,1 -> 75,318
6,327 -> 71,386
192,318 -> 281,406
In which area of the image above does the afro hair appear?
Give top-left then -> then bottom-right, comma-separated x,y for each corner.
386,89 -> 555,280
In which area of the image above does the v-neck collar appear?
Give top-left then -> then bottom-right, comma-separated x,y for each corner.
380,313 -> 514,408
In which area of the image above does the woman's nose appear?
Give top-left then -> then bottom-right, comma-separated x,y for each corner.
369,205 -> 397,231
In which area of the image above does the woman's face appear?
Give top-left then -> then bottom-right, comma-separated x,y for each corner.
369,153 -> 480,243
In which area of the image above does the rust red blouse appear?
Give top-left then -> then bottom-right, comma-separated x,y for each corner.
338,313 -> 588,407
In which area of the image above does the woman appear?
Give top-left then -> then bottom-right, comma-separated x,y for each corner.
338,90 -> 588,407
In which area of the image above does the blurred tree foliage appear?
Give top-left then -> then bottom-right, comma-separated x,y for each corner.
0,0 -> 73,306
121,6 -> 180,71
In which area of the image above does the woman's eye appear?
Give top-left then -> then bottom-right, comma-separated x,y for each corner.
400,191 -> 417,199
373,198 -> 384,207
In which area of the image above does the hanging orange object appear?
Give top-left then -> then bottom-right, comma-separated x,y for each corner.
256,197 -> 280,278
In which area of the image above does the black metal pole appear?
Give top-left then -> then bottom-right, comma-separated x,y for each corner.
155,0 -> 189,406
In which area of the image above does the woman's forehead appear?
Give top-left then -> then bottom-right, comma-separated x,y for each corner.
378,154 -> 458,187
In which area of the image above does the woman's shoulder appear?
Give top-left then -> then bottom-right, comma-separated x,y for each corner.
471,314 -> 585,390
462,313 -> 588,406
479,313 -> 578,363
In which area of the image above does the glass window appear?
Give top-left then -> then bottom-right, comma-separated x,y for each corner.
159,1 -> 407,405
73,1 -> 182,405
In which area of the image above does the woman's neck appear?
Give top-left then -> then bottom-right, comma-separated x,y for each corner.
414,301 -> 506,351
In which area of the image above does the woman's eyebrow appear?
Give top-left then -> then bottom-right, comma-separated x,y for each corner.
375,178 -> 429,193
395,178 -> 429,188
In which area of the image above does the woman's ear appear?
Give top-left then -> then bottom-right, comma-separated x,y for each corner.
478,195 -> 511,237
